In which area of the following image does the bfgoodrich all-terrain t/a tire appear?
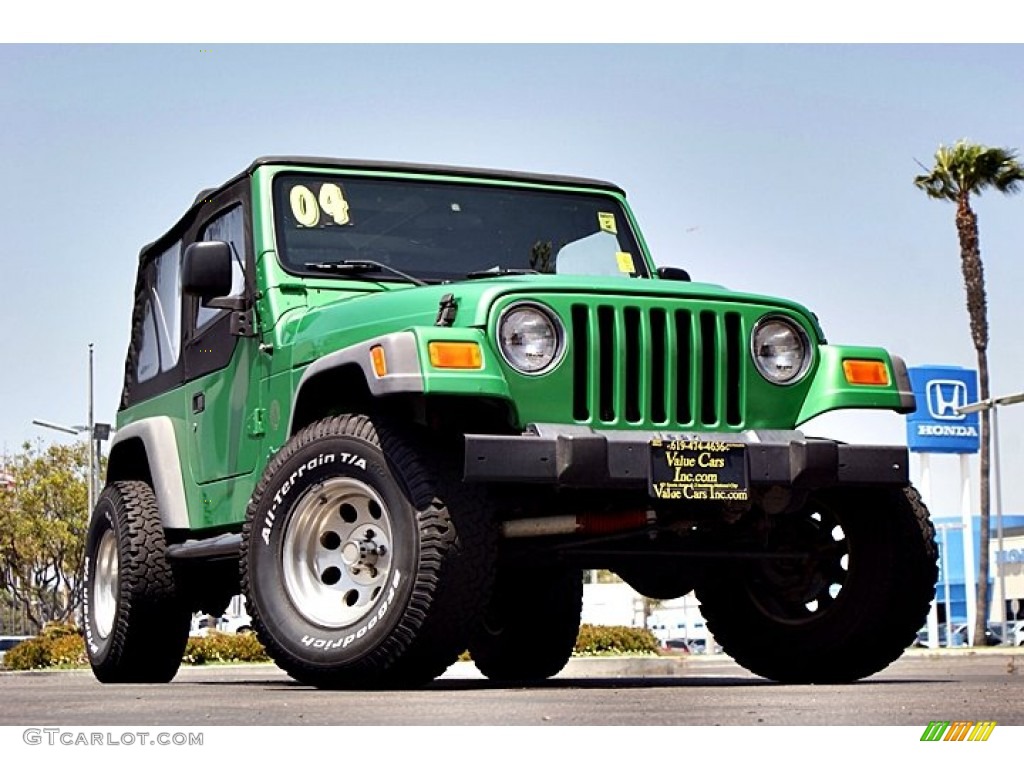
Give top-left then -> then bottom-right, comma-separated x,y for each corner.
83,480 -> 191,683
469,565 -> 583,681
241,414 -> 496,689
695,485 -> 937,683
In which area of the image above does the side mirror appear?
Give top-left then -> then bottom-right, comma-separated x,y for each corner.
183,241 -> 232,302
656,265 -> 691,282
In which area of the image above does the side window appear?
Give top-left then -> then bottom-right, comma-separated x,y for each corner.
136,301 -> 159,382
153,241 -> 182,370
132,239 -> 182,383
196,205 -> 246,330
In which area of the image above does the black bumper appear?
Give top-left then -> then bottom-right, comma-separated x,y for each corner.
463,426 -> 909,490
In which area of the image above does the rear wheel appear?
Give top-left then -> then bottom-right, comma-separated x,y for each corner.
84,480 -> 191,683
696,485 -> 937,683
470,565 -> 583,681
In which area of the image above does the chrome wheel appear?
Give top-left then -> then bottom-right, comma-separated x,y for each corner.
93,528 -> 119,639
282,477 -> 394,629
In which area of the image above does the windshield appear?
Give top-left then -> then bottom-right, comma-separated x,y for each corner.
272,173 -> 649,282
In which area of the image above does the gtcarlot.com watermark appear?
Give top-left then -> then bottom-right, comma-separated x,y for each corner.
23,728 -> 203,747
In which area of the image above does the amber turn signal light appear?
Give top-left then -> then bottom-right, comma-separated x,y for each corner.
428,341 -> 482,369
370,345 -> 387,377
843,359 -> 889,386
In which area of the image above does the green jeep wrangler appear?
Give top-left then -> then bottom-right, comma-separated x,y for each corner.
83,157 -> 937,688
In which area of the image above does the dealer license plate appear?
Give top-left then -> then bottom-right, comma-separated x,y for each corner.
648,438 -> 749,502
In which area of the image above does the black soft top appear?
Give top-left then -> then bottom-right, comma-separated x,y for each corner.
141,156 -> 626,259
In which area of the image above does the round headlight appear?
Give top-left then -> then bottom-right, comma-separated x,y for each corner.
751,316 -> 811,384
498,303 -> 563,374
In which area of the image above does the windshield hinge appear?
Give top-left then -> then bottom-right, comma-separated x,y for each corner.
436,293 -> 458,327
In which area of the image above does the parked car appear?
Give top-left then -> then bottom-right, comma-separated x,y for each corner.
189,613 -> 252,637
663,637 -> 721,654
1010,621 -> 1024,646
664,638 -> 694,653
914,623 -> 1005,647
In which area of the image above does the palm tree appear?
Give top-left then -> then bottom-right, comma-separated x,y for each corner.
914,140 -> 1024,646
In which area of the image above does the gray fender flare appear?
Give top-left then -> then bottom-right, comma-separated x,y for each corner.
287,331 -> 424,435
106,416 -> 190,529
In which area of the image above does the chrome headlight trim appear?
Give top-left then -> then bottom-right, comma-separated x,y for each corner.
750,314 -> 812,385
497,301 -> 565,376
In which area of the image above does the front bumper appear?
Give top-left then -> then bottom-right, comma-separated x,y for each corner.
463,424 -> 909,490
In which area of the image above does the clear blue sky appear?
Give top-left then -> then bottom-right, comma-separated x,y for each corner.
1,43 -> 1022,519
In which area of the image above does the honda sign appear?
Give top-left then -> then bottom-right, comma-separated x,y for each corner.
906,366 -> 980,453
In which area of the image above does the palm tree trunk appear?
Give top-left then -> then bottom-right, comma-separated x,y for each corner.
955,195 -> 991,646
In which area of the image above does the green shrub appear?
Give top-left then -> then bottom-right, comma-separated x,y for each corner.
3,636 -> 50,670
459,624 -> 660,663
2,622 -> 86,670
46,633 -> 88,667
574,624 -> 660,656
3,624 -> 270,670
183,631 -> 269,665
4,622 -> 658,670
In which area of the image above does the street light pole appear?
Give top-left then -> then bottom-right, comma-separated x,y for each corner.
88,343 -> 95,510
32,342 -> 111,516
958,391 -> 1024,645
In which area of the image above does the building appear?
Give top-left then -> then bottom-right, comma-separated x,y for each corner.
931,514 -> 1024,626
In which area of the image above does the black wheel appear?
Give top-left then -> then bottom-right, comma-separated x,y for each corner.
240,414 -> 496,688
469,565 -> 583,681
695,485 -> 937,683
83,480 -> 191,683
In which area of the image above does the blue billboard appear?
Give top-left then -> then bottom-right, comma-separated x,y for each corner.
906,366 -> 980,454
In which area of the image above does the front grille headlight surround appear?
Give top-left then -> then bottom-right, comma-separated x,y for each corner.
497,301 -> 565,375
750,314 -> 812,385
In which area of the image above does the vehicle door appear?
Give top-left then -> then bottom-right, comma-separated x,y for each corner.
182,194 -> 264,485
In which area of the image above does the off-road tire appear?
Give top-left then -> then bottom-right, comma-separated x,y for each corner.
696,485 -> 937,683
469,565 -> 583,681
83,480 -> 191,683
240,414 -> 496,689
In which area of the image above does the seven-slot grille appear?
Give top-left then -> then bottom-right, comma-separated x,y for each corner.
570,304 -> 744,428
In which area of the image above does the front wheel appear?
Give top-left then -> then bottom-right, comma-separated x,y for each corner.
695,485 -> 937,683
83,481 -> 191,683
241,415 -> 496,688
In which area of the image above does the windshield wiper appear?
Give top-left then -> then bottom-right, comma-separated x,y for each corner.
305,259 -> 427,287
464,268 -> 541,280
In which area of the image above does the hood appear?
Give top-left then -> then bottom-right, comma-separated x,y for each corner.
283,274 -> 825,368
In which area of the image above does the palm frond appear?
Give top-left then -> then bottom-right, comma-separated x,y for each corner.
917,139 -> 1024,200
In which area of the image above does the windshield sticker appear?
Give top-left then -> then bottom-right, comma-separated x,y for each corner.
288,183 -> 352,227
319,183 -> 351,226
616,251 -> 636,274
598,212 -> 617,234
289,185 -> 321,228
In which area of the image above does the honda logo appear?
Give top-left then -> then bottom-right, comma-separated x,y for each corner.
926,380 -> 968,421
